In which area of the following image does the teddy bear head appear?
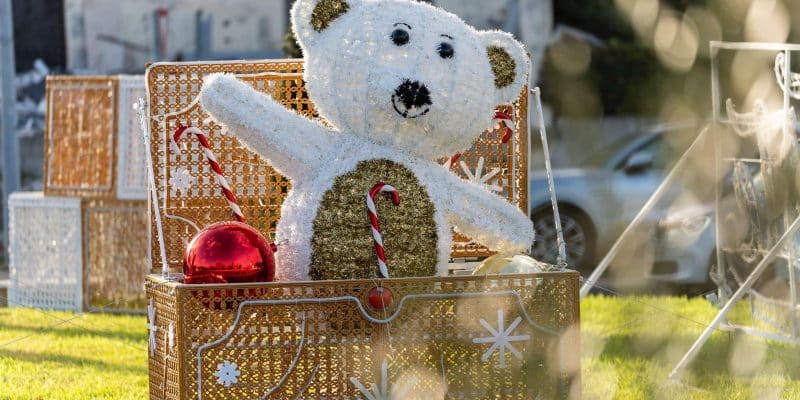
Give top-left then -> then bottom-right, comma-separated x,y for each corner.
291,0 -> 530,160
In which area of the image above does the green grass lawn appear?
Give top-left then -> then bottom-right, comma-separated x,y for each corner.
0,296 -> 798,399
581,296 -> 800,399
0,308 -> 148,399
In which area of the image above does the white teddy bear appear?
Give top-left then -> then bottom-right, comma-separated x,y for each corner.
200,0 -> 535,281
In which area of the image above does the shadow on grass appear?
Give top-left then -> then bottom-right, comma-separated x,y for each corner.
596,330 -> 800,384
0,347 -> 147,375
0,317 -> 145,344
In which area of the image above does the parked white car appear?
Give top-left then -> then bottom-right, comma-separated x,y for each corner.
529,123 -> 716,289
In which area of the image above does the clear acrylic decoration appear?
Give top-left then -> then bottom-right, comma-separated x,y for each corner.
671,41 -> 800,378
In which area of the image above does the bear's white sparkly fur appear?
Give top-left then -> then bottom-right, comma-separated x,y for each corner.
200,0 -> 535,281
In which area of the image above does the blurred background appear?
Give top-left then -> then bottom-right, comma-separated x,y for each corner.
2,0 -> 800,295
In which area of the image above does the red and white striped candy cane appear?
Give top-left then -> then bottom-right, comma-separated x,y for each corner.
494,111 -> 514,141
171,125 -> 245,223
366,182 -> 400,279
443,152 -> 461,170
493,110 -> 514,144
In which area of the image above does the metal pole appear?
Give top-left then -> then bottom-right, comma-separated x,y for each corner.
532,87 -> 566,265
782,50 -> 799,340
0,0 -> 20,264
710,42 -> 728,304
580,126 -> 710,298
670,212 -> 800,379
526,65 -> 532,217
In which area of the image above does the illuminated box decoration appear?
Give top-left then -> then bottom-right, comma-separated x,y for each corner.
145,273 -> 579,399
8,192 -> 149,312
44,75 -> 148,200
143,59 -> 578,399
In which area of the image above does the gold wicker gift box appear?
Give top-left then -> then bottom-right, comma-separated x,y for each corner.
44,75 -> 150,200
9,194 -> 149,312
7,75 -> 150,312
145,273 -> 579,400
143,59 -> 579,399
44,76 -> 117,198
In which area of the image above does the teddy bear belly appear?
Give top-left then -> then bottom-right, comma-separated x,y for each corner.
309,159 -> 439,280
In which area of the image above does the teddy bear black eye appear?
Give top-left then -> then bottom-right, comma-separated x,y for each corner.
391,29 -> 410,46
437,42 -> 454,59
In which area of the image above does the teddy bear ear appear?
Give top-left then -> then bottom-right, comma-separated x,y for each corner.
479,31 -> 530,105
291,0 -> 361,49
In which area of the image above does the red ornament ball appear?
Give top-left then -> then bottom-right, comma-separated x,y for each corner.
368,286 -> 393,310
183,221 -> 275,284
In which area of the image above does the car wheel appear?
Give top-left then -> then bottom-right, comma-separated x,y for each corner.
530,206 -> 596,271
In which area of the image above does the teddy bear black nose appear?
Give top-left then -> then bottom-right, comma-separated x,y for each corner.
394,80 -> 432,110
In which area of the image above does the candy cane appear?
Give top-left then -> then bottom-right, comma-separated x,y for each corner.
494,110 -> 514,144
171,125 -> 245,223
443,152 -> 462,169
366,182 -> 400,278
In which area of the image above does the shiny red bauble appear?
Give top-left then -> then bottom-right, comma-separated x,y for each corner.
183,221 -> 275,284
368,286 -> 393,310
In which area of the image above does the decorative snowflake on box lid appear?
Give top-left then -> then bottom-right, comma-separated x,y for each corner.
214,360 -> 240,388
350,358 -> 418,400
473,308 -> 530,368
460,157 -> 503,193
169,167 -> 195,196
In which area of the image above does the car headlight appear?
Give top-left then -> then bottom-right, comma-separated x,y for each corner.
680,214 -> 711,233
658,214 -> 711,234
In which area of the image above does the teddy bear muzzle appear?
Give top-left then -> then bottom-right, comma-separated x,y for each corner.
391,79 -> 432,119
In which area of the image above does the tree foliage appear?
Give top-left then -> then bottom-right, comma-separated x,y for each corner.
545,0 -> 711,117
283,30 -> 303,59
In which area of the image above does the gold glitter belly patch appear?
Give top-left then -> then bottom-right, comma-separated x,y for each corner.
310,159 -> 438,280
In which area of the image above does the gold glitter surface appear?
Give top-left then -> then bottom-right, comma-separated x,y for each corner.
487,45 -> 516,89
310,159 -> 438,280
311,0 -> 350,32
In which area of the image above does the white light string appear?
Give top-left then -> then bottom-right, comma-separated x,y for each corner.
135,99 -> 171,278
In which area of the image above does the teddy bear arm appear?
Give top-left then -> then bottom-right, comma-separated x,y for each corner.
200,73 -> 334,180
436,171 -> 534,253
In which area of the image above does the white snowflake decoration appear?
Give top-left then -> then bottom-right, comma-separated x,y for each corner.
169,167 -> 195,195
147,299 -> 158,356
472,308 -> 530,368
214,360 -> 241,388
460,157 -> 502,193
350,358 -> 418,400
